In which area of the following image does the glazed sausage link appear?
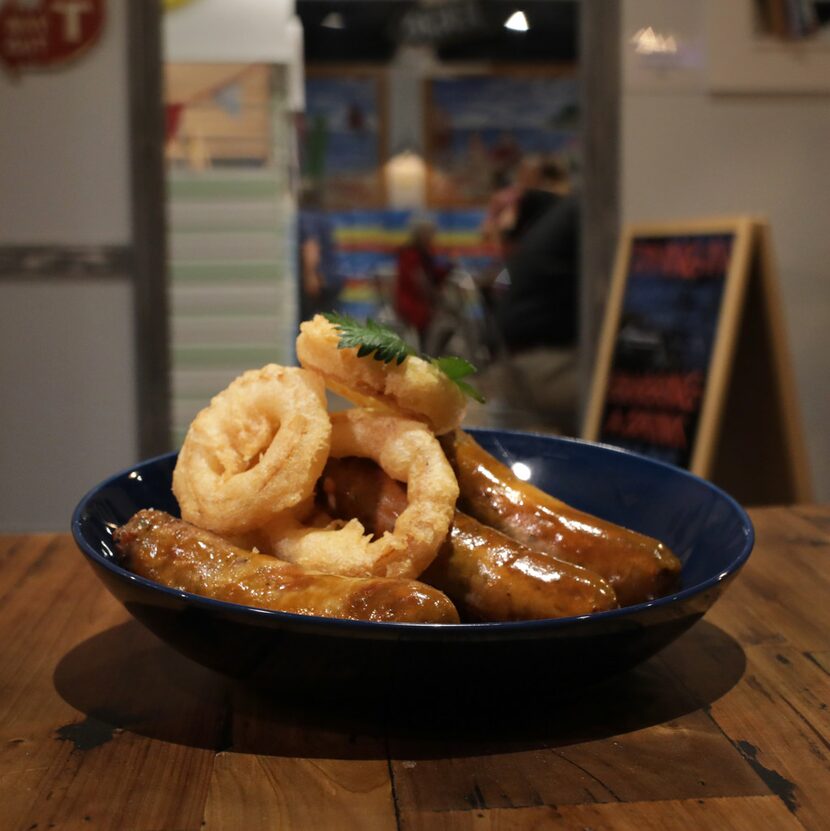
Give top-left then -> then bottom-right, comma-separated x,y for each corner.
114,509 -> 459,624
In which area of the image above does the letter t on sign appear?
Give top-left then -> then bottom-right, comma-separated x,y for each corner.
51,0 -> 92,43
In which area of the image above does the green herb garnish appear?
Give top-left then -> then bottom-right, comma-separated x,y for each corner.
322,312 -> 485,403
429,355 -> 486,404
323,311 -> 415,364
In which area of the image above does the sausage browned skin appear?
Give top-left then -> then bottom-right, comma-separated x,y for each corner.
439,431 -> 682,606
114,509 -> 459,624
318,459 -> 618,621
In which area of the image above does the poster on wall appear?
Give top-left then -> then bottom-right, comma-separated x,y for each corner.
301,70 -> 386,209
708,1 -> 830,93
0,0 -> 105,74
424,73 -> 579,207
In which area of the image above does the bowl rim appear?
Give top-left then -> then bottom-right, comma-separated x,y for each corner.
71,429 -> 755,636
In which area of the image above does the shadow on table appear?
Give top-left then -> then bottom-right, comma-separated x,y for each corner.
53,618 -> 745,760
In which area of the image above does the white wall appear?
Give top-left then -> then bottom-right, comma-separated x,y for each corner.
621,0 -> 830,500
0,3 -> 130,244
0,2 -> 137,532
164,0 -> 296,63
0,280 -> 137,531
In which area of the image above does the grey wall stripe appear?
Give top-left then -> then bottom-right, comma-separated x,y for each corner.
0,245 -> 132,278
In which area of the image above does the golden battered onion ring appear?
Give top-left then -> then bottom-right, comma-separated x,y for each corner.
172,365 -> 331,536
296,314 -> 467,436
263,409 -> 459,580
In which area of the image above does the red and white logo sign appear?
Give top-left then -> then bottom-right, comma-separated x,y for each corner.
0,0 -> 105,73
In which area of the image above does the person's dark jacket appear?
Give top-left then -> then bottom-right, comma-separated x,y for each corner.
497,193 -> 579,351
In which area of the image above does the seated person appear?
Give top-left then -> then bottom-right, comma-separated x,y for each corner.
495,193 -> 580,433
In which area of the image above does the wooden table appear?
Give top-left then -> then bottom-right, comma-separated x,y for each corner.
1,505 -> 828,831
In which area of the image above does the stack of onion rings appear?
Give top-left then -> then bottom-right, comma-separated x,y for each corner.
296,314 -> 467,436
173,364 -> 331,535
260,409 -> 459,579
172,317 -> 463,582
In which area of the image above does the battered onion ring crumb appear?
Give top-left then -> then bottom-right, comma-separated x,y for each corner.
263,409 -> 459,580
296,314 -> 467,436
173,365 -> 331,536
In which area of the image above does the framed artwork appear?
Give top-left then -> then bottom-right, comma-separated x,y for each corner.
708,1 -> 830,93
423,69 -> 578,207
302,67 -> 387,208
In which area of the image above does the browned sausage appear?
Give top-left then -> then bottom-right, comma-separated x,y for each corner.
318,459 -> 618,621
439,430 -> 682,606
114,509 -> 459,624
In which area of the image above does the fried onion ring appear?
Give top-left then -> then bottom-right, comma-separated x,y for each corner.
296,314 -> 467,435
172,364 -> 331,535
261,409 -> 459,579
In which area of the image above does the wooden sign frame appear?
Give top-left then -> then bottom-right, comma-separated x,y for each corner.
583,216 -> 812,505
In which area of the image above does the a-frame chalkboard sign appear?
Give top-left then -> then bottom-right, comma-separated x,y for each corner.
583,217 -> 811,506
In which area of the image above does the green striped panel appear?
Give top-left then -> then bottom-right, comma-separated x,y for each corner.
169,224 -> 284,234
173,344 -> 290,369
171,261 -> 282,283
171,305 -> 286,319
168,178 -> 281,200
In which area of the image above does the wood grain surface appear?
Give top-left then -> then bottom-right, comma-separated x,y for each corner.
0,506 -> 827,831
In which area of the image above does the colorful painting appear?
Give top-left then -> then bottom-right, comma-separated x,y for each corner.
324,208 -> 497,320
302,73 -> 385,208
426,74 -> 579,206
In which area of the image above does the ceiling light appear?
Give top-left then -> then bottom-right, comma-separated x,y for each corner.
504,11 -> 529,32
321,12 -> 345,30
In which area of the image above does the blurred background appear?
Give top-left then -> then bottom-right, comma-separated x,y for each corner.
1,0 -> 829,531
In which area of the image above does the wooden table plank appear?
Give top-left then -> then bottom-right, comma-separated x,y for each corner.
388,620 -> 768,813
706,508 -> 830,651
203,753 -> 397,830
688,645 -> 829,831
389,708 -> 769,812
0,537 -> 218,831
202,686 -> 399,830
0,505 -> 828,831
0,534 -> 56,608
791,505 -> 830,538
398,795 -> 806,830
658,509 -> 830,831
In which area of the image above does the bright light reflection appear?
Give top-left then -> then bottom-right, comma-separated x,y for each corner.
504,11 -> 529,32
630,26 -> 678,55
479,463 -> 525,503
511,462 -> 532,481
559,514 -> 605,538
514,557 -> 562,582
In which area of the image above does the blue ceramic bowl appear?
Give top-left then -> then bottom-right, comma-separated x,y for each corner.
71,430 -> 753,698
